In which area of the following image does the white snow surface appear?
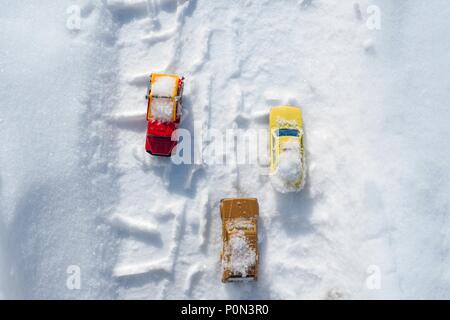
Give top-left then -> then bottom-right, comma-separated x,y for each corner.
1,0 -> 450,299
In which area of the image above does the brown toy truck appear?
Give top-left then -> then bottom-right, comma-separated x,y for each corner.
220,198 -> 259,282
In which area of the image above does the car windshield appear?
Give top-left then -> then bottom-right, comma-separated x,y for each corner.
276,128 -> 299,137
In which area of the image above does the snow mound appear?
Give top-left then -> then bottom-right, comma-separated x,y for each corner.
152,76 -> 178,97
271,141 -> 303,193
151,98 -> 174,122
224,232 -> 256,277
277,141 -> 302,181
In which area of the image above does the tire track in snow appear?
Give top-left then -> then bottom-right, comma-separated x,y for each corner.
104,0 -> 204,298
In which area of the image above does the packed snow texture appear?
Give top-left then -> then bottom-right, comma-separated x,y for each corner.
1,0 -> 450,299
226,218 -> 256,232
151,98 -> 174,122
271,141 -> 304,193
223,232 -> 256,278
151,76 -> 178,97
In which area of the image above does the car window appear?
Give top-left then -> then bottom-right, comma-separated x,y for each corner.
276,128 -> 299,137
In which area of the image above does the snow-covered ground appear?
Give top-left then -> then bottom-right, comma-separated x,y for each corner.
0,0 -> 449,299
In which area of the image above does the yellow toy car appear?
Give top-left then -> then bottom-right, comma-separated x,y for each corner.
269,106 -> 306,193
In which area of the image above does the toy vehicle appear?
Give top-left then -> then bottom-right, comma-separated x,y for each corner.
145,73 -> 184,157
269,106 -> 306,193
220,198 -> 259,282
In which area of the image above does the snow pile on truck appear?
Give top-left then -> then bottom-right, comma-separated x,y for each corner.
223,231 -> 257,278
146,74 -> 183,124
151,76 -> 178,97
151,98 -> 174,122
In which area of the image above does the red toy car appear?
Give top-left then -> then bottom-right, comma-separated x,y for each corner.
145,74 -> 184,157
